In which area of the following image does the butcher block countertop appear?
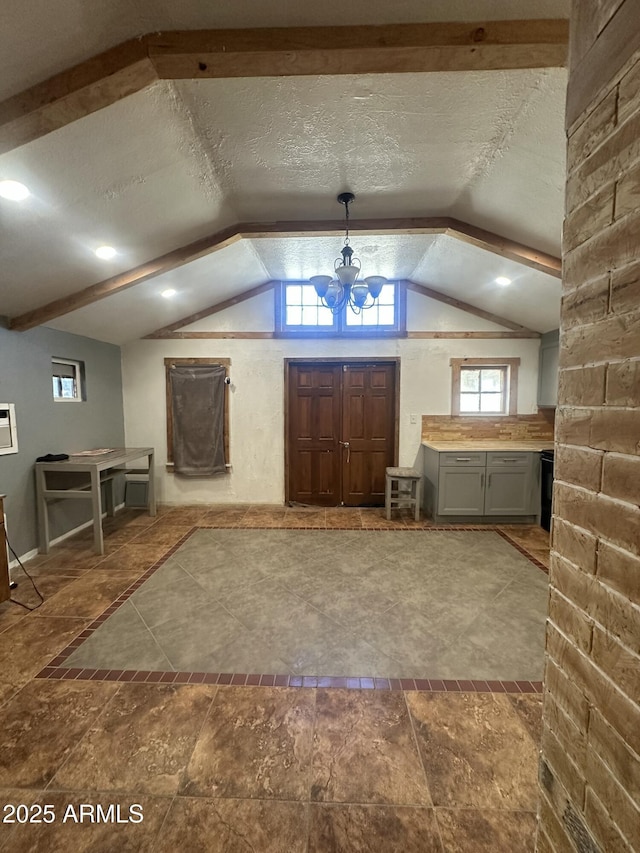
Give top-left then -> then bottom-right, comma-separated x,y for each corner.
422,440 -> 554,452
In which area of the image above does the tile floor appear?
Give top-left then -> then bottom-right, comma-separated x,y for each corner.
0,505 -> 550,851
59,527 -> 548,680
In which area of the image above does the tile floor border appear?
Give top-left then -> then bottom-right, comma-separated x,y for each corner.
495,529 -> 549,574
34,667 -> 543,694
36,524 -> 547,690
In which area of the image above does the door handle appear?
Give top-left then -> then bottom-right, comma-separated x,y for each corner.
339,441 -> 351,463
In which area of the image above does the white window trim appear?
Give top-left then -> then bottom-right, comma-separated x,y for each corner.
450,357 -> 520,417
52,358 -> 83,402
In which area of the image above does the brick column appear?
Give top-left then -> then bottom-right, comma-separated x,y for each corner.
537,2 -> 640,851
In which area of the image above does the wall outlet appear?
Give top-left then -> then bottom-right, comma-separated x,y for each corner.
410,413 -> 418,425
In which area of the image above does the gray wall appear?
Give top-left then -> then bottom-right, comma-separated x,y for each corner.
0,319 -> 125,557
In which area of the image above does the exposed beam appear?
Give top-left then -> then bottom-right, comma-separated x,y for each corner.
406,280 -> 539,335
0,20 -> 569,155
0,40 -> 156,156
145,331 -> 536,341
145,281 -> 276,338
148,20 -> 569,79
446,221 -> 562,277
151,332 -> 275,339
9,227 -> 243,332
407,330 -> 540,339
9,219 -> 561,331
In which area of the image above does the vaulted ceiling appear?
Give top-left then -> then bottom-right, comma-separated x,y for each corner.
0,0 -> 570,344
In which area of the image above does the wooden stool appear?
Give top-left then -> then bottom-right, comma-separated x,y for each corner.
385,467 -> 422,521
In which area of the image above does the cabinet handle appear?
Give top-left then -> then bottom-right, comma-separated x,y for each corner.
501,458 -> 518,463
456,457 -> 471,462
488,473 -> 492,487
481,473 -> 484,488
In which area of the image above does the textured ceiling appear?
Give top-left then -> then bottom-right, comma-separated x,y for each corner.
0,1 -> 569,343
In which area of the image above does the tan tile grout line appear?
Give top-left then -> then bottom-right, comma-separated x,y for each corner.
34,525 -> 547,694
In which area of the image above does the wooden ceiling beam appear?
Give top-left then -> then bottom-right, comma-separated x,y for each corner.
9,226 -> 243,332
446,221 -> 562,277
0,40 -> 157,156
148,20 -> 569,79
145,281 -> 277,338
0,20 -> 568,155
9,219 -> 561,331
406,280 -> 539,336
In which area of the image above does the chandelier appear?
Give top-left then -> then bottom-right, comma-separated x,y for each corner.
310,192 -> 388,314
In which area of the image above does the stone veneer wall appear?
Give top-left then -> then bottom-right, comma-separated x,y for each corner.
421,412 -> 554,443
537,2 -> 640,851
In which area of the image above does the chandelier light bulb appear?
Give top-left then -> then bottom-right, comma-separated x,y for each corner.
311,192 -> 388,315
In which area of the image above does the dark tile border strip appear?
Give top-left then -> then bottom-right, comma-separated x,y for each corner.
38,523 -> 547,690
34,666 -> 542,694
495,529 -> 549,574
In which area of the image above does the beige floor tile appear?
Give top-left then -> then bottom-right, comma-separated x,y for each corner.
180,686 -> 315,800
406,692 -> 539,811
311,689 -> 431,805
0,680 -> 118,788
309,803 -> 443,852
1,791 -> 171,853
52,683 -> 216,796
0,615 -> 88,685
506,693 -> 544,745
92,543 -> 169,573
435,807 -> 537,852
35,572 -> 142,619
155,797 -> 308,853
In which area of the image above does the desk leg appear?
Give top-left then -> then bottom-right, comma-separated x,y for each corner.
147,451 -> 156,517
90,467 -> 105,555
36,467 -> 50,554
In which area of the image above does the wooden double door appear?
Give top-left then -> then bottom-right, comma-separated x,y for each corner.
287,361 -> 398,506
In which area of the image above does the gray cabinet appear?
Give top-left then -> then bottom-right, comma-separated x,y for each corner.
484,451 -> 533,516
424,447 -> 539,522
437,467 -> 485,515
538,330 -> 559,408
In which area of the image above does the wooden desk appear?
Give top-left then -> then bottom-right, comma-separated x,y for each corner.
35,448 -> 156,556
0,495 -> 9,603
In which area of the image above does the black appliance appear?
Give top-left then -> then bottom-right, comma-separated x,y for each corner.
540,449 -> 554,532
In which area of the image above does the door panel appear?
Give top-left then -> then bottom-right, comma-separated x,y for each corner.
288,365 -> 342,505
342,363 -> 396,506
288,361 -> 396,507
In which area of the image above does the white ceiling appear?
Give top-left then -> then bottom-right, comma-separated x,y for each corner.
0,1 -> 569,344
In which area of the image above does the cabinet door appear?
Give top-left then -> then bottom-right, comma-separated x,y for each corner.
484,466 -> 533,515
437,467 -> 485,516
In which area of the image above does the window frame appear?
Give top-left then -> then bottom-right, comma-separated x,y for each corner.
450,357 -> 520,417
275,281 -> 407,338
52,357 -> 85,402
164,357 -> 231,471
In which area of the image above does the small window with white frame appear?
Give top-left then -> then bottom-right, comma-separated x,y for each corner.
52,358 -> 84,402
450,358 -> 519,416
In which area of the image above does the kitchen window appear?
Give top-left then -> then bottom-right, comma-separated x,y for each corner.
450,358 -> 520,416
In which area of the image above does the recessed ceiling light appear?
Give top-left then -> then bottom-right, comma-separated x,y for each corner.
95,246 -> 117,260
161,289 -> 176,298
495,276 -> 512,286
0,180 -> 30,201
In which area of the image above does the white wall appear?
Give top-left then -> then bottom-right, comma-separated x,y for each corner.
121,291 -> 541,505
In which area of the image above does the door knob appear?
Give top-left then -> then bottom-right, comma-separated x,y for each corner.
339,441 -> 350,447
